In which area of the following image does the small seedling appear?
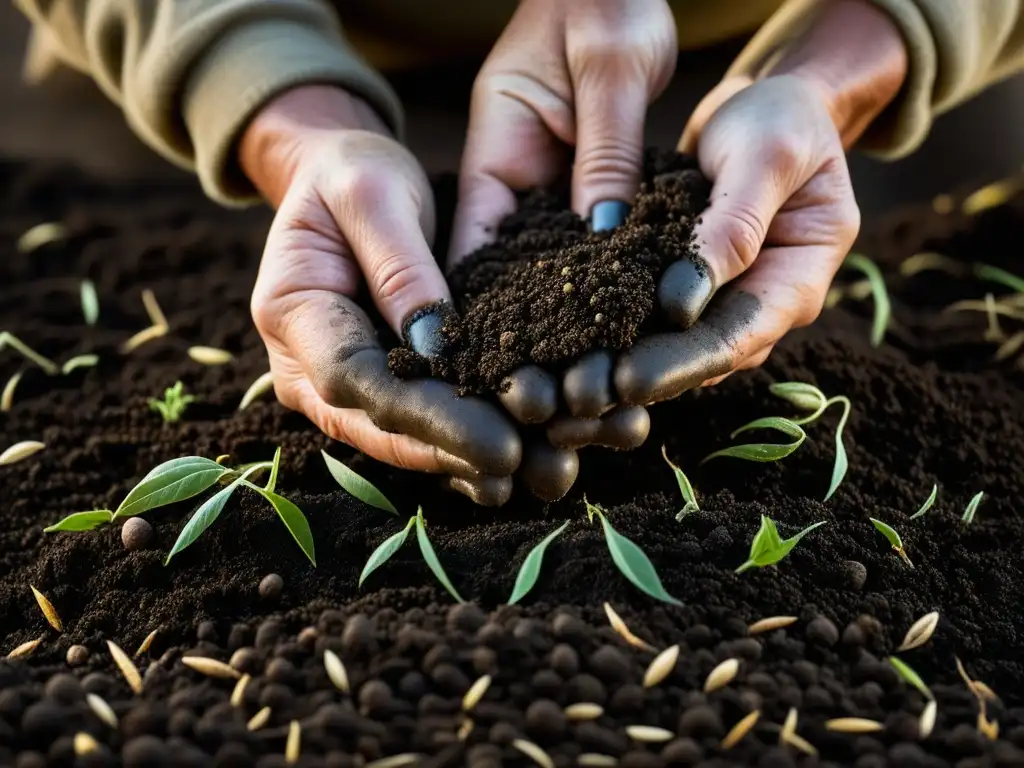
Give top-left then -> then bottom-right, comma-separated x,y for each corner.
962,491 -> 984,524
507,520 -> 570,604
415,507 -> 465,603
149,381 -> 194,423
974,263 -> 1024,294
661,445 -> 698,520
908,484 -> 939,520
80,280 -> 99,326
841,254 -> 891,347
585,499 -> 681,605
61,355 -> 99,375
889,656 -> 934,701
0,331 -> 58,375
360,517 -> 415,586
322,450 -> 397,514
870,517 -> 913,567
735,515 -> 826,574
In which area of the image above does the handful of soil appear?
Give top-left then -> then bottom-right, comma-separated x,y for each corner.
389,150 -> 712,394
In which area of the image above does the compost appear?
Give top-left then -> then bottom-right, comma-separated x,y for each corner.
1,157 -> 1023,767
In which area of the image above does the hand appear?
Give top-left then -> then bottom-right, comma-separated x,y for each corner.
240,86 -> 521,505
449,0 -> 678,500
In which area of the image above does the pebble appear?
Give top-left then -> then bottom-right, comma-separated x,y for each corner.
358,680 -> 392,713
226,623 -> 252,650
65,644 -> 89,667
575,721 -> 629,755
620,750 -> 663,768
589,645 -> 631,683
446,603 -> 487,634
552,613 -> 588,643
791,659 -> 819,686
661,738 -> 702,765
684,624 -> 713,648
488,721 -> 521,745
431,663 -> 470,694
550,644 -> 580,678
254,620 -> 282,650
805,616 -> 839,647
842,622 -> 866,648
258,573 -> 283,601
342,614 -> 375,655
398,671 -> 427,700
568,674 -> 608,705
122,736 -> 168,768
525,698 -> 566,741
121,517 -> 154,550
842,560 -> 868,590
265,657 -> 296,684
196,620 -> 217,642
317,609 -> 346,634
609,684 -> 645,714
887,742 -> 927,768
531,669 -> 563,700
44,673 -> 82,703
81,672 -> 114,696
678,705 -> 723,738
14,752 -> 46,768
757,747 -> 797,768
476,622 -> 505,647
947,723 -> 985,755
297,626 -> 318,649
21,701 -> 70,742
258,683 -> 293,710
472,646 -> 497,675
853,754 -> 885,768
228,647 -> 258,673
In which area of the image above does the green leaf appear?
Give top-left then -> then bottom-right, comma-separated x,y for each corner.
870,517 -> 913,567
322,450 -> 397,515
44,510 -> 113,533
736,517 -> 826,573
701,417 -> 806,464
844,253 -> 891,347
415,508 -> 465,603
889,656 -> 934,701
748,515 -> 781,561
242,481 -> 315,565
264,446 -> 282,494
114,456 -> 229,519
360,518 -> 415,587
165,479 -> 242,564
908,484 -> 939,520
507,520 -> 570,605
974,263 -> 1024,294
962,491 -> 984,524
661,445 -> 699,520
61,354 -> 99,375
80,280 -> 99,326
823,396 -> 851,501
769,382 -> 826,415
587,501 -> 682,606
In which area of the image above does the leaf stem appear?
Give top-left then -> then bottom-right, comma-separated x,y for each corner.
0,332 -> 58,375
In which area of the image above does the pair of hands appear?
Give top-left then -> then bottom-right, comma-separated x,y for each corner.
239,0 -> 906,505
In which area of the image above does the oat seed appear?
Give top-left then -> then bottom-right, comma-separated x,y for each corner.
30,585 -> 62,632
721,710 -> 760,750
0,440 -> 45,466
247,706 -> 271,731
231,674 -> 251,707
107,640 -> 142,694
462,674 -> 491,711
603,603 -> 655,652
87,693 -> 118,728
181,655 -> 241,679
239,371 -> 274,410
73,732 -> 99,755
642,644 -> 679,688
919,700 -> 937,739
897,611 -> 939,651
135,629 -> 158,657
188,346 -> 234,365
625,725 -> 674,743
513,738 -> 555,768
703,658 -> 739,693
285,720 -> 301,763
324,649 -> 350,692
565,703 -> 604,721
748,616 -> 798,635
7,637 -> 42,659
824,717 -> 884,733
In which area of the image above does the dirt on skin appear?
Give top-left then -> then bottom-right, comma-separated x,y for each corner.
0,158 -> 1024,766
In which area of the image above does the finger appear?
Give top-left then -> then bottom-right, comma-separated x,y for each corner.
519,441 -> 579,502
547,406 -> 650,451
445,475 -> 514,507
498,365 -> 559,424
678,75 -> 753,154
562,350 -> 615,418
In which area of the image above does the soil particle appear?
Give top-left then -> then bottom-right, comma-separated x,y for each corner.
258,574 -> 283,601
843,560 -> 869,590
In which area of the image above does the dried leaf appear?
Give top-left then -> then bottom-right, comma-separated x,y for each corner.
30,585 -> 62,631
564,703 -> 604,721
513,739 -> 555,768
188,346 -> 233,365
898,612 -> 939,651
704,658 -> 740,692
247,706 -> 271,731
0,440 -> 45,466
721,710 -> 760,750
107,640 -> 143,694
86,693 -> 118,728
507,520 -> 570,604
120,324 -> 167,354
181,655 -> 242,679
239,371 -> 273,410
17,222 -> 67,253
285,720 -> 301,764
324,649 -> 350,693
825,718 -> 884,733
1,370 -> 23,411
625,725 -> 674,743
603,602 -> 656,652
642,645 -> 679,688
462,675 -> 492,711
7,637 -> 42,659
748,616 -> 798,635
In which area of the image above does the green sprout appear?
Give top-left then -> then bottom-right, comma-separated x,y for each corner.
148,381 -> 195,423
700,417 -> 806,464
974,263 -> 1024,294
585,499 -> 681,605
908,485 -> 939,520
662,445 -> 698,520
962,491 -> 985,524
870,517 -> 913,568
842,253 -> 891,347
507,521 -> 570,605
889,656 -> 934,701
735,515 -> 826,574
322,450 -> 397,515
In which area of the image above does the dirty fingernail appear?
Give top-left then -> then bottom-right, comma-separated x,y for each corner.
445,475 -> 513,507
403,302 -> 452,359
519,442 -> 579,502
563,350 -> 614,418
658,257 -> 715,328
590,200 -> 631,233
498,366 -> 558,424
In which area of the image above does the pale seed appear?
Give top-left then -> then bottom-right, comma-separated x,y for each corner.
457,718 -> 473,741
919,700 -> 937,739
462,674 -> 491,711
231,674 -> 251,707
721,710 -> 760,750
824,717 -> 884,733
780,707 -> 798,742
17,222 -> 67,253
963,178 -> 1018,216
785,732 -> 818,756
364,755 -> 423,768
285,720 -> 301,764
324,649 -> 350,692
1,371 -> 23,411
703,658 -> 739,692
625,725 -> 674,743
61,354 -> 99,375
73,732 -> 99,756
642,644 -> 679,688
120,324 -> 167,354
513,738 -> 555,768
565,703 -> 604,721
30,585 -> 62,632
898,611 -> 939,651
247,706 -> 271,731
239,371 -> 274,410
181,655 -> 241,679
748,616 -> 798,635
603,603 -> 655,652
107,640 -> 143,694
0,440 -> 45,466
7,637 -> 42,659
87,693 -> 118,728
188,346 -> 234,365
824,287 -> 844,308
141,289 -> 169,329
578,755 -> 617,767
135,629 -> 158,657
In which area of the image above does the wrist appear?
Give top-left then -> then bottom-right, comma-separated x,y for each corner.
767,0 -> 908,148
239,85 -> 391,206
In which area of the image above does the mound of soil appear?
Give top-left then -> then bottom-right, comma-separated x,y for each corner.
1,156 -> 1024,767
389,152 -> 710,393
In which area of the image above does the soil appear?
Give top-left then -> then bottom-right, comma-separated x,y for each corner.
1,156 -> 1024,767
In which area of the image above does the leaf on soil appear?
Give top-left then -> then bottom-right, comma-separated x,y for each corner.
322,450 -> 397,515
360,518 -> 415,587
507,520 -> 570,604
735,516 -> 827,574
415,507 -> 465,603
114,456 -> 229,519
962,491 -> 984,524
700,417 -> 806,464
908,485 -> 939,520
661,445 -> 699,519
44,510 -> 113,533
80,280 -> 99,326
769,381 -> 826,415
843,253 -> 891,347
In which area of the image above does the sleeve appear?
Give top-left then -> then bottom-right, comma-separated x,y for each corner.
14,0 -> 406,205
725,0 -> 1024,159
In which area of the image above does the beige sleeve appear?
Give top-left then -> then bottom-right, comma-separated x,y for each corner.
14,0 -> 405,205
727,0 -> 1024,159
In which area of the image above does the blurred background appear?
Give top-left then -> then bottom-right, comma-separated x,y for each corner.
1,4 -> 1022,217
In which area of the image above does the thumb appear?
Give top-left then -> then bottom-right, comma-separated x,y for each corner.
677,75 -> 753,154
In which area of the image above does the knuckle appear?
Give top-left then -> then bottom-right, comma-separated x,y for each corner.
369,254 -> 432,309
792,280 -> 827,328
760,134 -> 805,176
720,201 -> 767,273
337,166 -> 388,206
574,139 -> 643,184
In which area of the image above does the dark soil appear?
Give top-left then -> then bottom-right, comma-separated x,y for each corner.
2,157 -> 1024,767
389,151 -> 710,393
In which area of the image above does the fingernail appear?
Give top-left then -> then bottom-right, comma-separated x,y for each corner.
589,200 -> 631,233
658,256 -> 715,328
403,301 -> 452,359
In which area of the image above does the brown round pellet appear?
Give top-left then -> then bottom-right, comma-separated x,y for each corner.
65,645 -> 89,667
121,517 -> 154,551
258,573 -> 283,601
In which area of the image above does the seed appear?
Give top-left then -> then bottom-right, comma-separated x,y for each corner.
748,616 -> 798,635
995,331 -> 1024,361
563,283 -> 574,294
135,629 -> 158,657
239,371 -> 274,410
188,345 -> 234,365
364,755 -> 423,768
786,733 -> 818,756
565,703 -> 604,721
780,708 -> 798,742
594,313 -> 604,324
7,637 -> 42,659
457,718 -> 473,741
824,717 -> 884,733
61,354 -> 99,375
963,178 -> 1018,215
462,674 -> 491,711
87,693 -> 118,728
73,732 -> 99,756
30,585 -> 62,632
512,739 -> 555,768
704,658 -> 739,692
919,700 -> 937,739
259,573 -> 284,600
0,440 -> 45,466
642,644 -> 679,688
141,289 -> 169,329
107,640 -> 143,694
18,222 -> 67,253
324,649 -> 350,692
120,324 -> 167,353
626,725 -> 674,743
932,194 -> 955,215
66,644 -> 89,666
1,371 -> 23,411
181,655 -> 241,679
122,517 -> 154,551
721,710 -> 760,750
247,706 -> 271,731
578,755 -> 617,767
898,611 -> 939,651
603,603 -> 655,652
231,674 -> 251,707
285,720 -> 301,763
